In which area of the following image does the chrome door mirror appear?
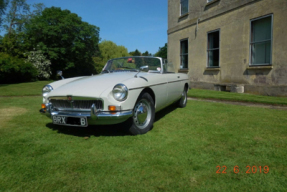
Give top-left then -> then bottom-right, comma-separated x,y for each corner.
57,70 -> 64,80
135,65 -> 149,78
139,65 -> 149,71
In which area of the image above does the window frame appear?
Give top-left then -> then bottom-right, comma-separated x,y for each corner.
206,29 -> 220,68
249,14 -> 273,66
180,0 -> 189,16
180,38 -> 189,69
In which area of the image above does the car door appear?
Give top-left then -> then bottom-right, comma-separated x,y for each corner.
166,73 -> 182,102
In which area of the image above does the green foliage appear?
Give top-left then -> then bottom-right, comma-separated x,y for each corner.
0,52 -> 37,83
92,56 -> 105,74
0,0 -> 8,26
93,40 -> 130,74
24,7 -> 100,78
0,0 -> 44,57
129,49 -> 141,56
2,0 -> 44,34
142,51 -> 152,56
154,43 -> 167,59
0,32 -> 26,57
24,46 -> 51,79
99,40 -> 129,61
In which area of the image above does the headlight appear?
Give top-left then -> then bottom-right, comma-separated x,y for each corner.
42,85 -> 53,96
112,84 -> 128,101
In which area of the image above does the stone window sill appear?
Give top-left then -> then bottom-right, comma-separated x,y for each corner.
178,13 -> 188,20
247,65 -> 273,70
205,67 -> 220,71
178,69 -> 189,73
206,0 -> 220,6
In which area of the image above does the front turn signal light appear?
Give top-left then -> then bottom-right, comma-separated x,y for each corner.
108,105 -> 121,111
41,104 -> 46,109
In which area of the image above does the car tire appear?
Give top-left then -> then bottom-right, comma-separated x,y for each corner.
126,92 -> 155,135
178,87 -> 187,108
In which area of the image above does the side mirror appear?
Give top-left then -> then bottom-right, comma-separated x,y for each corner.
135,65 -> 149,78
140,65 -> 149,71
57,70 -> 64,80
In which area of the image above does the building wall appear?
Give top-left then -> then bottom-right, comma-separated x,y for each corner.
167,0 -> 287,96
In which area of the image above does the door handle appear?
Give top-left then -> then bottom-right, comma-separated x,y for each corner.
177,76 -> 180,78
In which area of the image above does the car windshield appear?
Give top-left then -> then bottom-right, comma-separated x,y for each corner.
102,57 -> 162,73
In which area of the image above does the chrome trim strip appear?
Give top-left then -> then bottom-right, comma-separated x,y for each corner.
128,79 -> 189,90
49,110 -> 133,120
49,96 -> 103,101
96,111 -> 133,119
40,102 -> 133,122
167,79 -> 189,83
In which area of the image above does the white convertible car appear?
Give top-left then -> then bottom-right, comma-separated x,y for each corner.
40,56 -> 189,134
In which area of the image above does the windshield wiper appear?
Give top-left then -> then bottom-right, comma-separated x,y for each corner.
101,69 -> 111,74
118,67 -> 137,70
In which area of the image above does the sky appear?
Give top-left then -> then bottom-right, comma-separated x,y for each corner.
24,0 -> 168,54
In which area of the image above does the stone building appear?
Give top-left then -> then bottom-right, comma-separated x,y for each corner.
167,0 -> 287,96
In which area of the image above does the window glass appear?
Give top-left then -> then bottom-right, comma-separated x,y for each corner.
207,30 -> 220,67
180,0 -> 188,15
251,16 -> 272,42
180,40 -> 188,69
250,15 -> 272,65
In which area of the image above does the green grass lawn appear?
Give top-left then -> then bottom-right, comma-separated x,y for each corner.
188,88 -> 287,106
0,94 -> 286,191
0,81 -> 52,96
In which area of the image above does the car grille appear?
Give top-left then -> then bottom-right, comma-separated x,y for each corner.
50,99 -> 103,110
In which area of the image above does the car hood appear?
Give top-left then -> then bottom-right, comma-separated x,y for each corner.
48,72 -> 142,98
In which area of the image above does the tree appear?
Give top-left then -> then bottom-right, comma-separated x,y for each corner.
24,7 -> 100,78
154,43 -> 167,59
99,40 -> 129,61
0,0 -> 8,26
0,52 -> 37,83
142,51 -> 152,56
0,0 -> 44,57
93,40 -> 130,73
2,0 -> 44,35
129,49 -> 141,56
0,32 -> 26,56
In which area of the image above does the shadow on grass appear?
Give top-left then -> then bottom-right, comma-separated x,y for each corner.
46,123 -> 130,137
46,102 -> 179,137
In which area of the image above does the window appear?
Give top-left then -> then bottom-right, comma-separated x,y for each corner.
180,39 -> 188,69
250,15 -> 272,65
180,0 -> 188,16
207,30 -> 220,67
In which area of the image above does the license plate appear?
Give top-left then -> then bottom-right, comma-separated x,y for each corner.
52,116 -> 88,127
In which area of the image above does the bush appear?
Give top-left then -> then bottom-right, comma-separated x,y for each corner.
0,53 -> 38,83
25,48 -> 52,79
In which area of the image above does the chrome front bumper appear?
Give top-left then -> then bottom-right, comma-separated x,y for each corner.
39,103 -> 133,125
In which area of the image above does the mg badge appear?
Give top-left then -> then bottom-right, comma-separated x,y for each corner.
67,95 -> 73,108
67,95 -> 73,102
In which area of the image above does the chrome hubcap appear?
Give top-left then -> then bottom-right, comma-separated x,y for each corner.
133,99 -> 151,129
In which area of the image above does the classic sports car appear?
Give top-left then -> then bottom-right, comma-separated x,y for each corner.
40,56 -> 189,134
